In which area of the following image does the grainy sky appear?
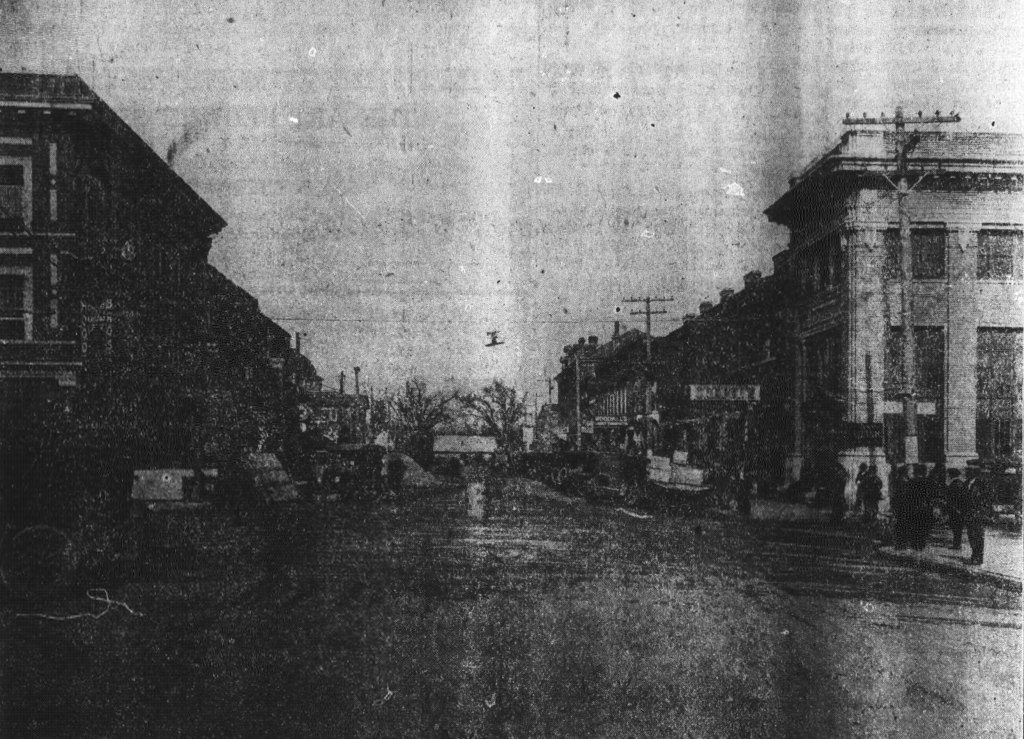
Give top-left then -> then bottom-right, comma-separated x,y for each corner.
4,0 -> 1021,396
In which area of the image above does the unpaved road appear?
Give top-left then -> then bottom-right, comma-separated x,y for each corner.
3,476 -> 1020,738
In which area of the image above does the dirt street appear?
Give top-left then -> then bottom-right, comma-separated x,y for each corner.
2,476 -> 1020,738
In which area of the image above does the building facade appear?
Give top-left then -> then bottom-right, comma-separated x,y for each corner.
655,270 -> 794,482
552,273 -> 793,484
765,128 -> 1024,494
0,73 -> 307,511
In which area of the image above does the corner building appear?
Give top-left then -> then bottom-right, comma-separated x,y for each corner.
766,129 -> 1023,500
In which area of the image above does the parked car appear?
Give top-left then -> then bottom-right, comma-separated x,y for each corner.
315,443 -> 386,498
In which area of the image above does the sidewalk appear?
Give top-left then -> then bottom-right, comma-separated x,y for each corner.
877,525 -> 1023,592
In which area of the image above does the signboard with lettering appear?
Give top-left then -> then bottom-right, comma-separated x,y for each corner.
689,385 -> 761,402
594,416 -> 628,427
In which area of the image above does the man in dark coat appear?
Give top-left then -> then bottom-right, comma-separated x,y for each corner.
860,465 -> 884,524
890,465 -> 911,550
854,463 -> 869,513
907,463 -> 934,550
828,460 -> 849,525
945,468 -> 968,550
964,461 -> 992,565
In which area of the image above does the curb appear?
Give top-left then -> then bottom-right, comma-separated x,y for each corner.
875,546 -> 1023,593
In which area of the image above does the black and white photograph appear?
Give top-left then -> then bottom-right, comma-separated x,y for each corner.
1,1 -> 1022,736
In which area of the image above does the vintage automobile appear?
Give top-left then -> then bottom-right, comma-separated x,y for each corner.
520,450 -> 649,502
572,453 -> 649,503
314,443 -> 387,498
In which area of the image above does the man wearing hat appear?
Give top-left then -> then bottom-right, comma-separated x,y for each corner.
945,468 -> 968,549
964,460 -> 993,565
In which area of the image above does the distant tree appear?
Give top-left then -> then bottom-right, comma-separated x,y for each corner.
388,378 -> 460,464
462,380 -> 528,456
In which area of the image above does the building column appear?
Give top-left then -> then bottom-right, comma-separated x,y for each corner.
945,225 -> 979,471
839,226 -> 891,507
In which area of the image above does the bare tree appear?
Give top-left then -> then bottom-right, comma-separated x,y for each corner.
387,378 -> 460,462
462,380 -> 528,456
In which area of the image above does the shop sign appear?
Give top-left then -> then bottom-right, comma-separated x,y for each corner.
594,415 -> 628,427
689,384 -> 761,402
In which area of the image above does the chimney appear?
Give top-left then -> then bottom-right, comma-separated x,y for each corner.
699,300 -> 713,315
354,367 -> 361,396
719,288 -> 735,303
339,371 -> 346,394
613,320 -> 620,338
577,337 -> 586,345
743,271 -> 762,290
588,335 -> 598,346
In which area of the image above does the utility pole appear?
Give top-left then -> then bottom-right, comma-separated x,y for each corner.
624,295 -> 673,449
575,352 -> 582,450
843,107 -> 959,466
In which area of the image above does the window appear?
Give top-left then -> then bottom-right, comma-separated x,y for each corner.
805,330 -> 843,397
978,230 -> 1024,280
0,158 -> 31,230
883,327 -> 946,462
977,328 -> 1023,460
883,228 -> 947,279
883,327 -> 945,400
912,229 -> 946,279
802,233 -> 843,296
0,271 -> 30,340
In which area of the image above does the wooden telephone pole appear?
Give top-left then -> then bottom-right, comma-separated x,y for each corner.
842,107 -> 960,465
624,295 -> 673,449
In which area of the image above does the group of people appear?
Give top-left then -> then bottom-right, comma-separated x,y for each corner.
882,460 -> 992,564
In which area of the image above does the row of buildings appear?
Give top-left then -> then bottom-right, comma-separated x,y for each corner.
554,121 -> 1023,497
0,73 -> 363,514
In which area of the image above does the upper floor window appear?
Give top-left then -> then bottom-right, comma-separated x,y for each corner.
0,270 -> 31,340
0,158 -> 31,231
884,228 -> 947,279
978,230 -> 1024,280
911,229 -> 946,279
800,232 -> 843,297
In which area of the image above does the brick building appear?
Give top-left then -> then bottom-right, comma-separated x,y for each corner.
553,272 -> 794,483
0,73 -> 306,511
655,270 -> 795,482
765,127 -> 1024,497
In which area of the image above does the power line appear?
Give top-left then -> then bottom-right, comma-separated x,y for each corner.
263,315 -> 684,326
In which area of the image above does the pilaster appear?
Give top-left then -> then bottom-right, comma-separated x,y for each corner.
945,224 -> 979,471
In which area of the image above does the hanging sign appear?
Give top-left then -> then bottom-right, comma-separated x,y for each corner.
689,385 -> 761,402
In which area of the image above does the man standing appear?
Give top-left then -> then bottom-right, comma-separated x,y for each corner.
890,465 -> 911,550
860,465 -> 883,524
854,462 -> 869,513
829,460 -> 849,526
945,468 -> 968,550
964,461 -> 992,565
907,464 -> 934,550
